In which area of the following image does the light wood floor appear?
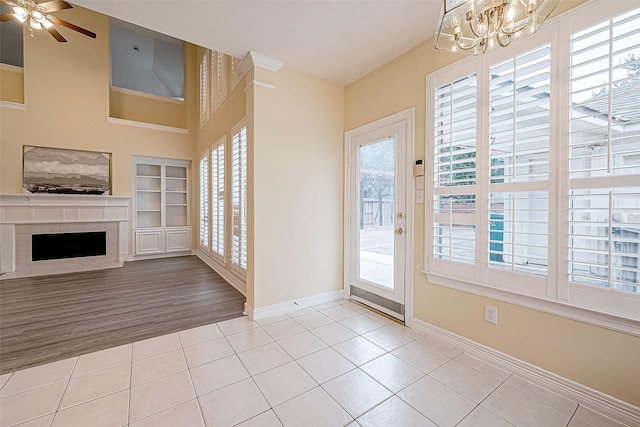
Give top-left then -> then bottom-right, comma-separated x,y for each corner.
0,256 -> 245,374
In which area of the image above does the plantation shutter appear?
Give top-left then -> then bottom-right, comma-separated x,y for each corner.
199,151 -> 209,250
568,8 -> 640,293
488,45 -> 551,276
433,72 -> 477,266
211,51 -> 227,112
231,125 -> 247,271
200,50 -> 209,127
211,142 -> 225,258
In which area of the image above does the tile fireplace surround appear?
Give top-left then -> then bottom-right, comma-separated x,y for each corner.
0,194 -> 130,279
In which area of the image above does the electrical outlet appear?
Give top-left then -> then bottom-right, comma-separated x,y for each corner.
485,305 -> 498,325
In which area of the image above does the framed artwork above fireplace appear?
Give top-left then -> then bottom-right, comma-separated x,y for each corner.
22,145 -> 112,195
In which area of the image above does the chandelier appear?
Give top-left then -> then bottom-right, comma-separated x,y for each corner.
435,0 -> 561,55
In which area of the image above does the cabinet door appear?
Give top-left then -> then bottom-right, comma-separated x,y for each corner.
166,228 -> 192,253
135,230 -> 165,254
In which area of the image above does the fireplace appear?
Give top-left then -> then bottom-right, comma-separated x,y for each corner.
0,194 -> 130,279
32,231 -> 107,261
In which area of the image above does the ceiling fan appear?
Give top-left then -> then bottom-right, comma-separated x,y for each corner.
0,0 -> 96,42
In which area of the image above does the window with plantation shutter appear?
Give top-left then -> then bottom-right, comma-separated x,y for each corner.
211,51 -> 227,113
231,57 -> 243,90
433,72 -> 477,268
427,2 -> 640,326
488,45 -> 551,276
568,7 -> 640,297
211,139 -> 225,259
200,50 -> 209,127
199,151 -> 209,250
231,122 -> 247,272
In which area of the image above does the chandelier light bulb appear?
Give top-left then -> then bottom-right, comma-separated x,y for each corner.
506,7 -> 515,22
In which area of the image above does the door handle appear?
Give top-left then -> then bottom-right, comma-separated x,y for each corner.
395,228 -> 403,235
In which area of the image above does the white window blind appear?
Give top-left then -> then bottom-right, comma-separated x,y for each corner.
433,73 -> 477,266
200,50 -> 210,127
568,7 -> 640,294
211,51 -> 227,112
488,45 -> 551,276
231,123 -> 247,271
211,140 -> 225,258
199,151 -> 209,250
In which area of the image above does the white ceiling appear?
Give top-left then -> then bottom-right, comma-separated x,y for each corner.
72,0 -> 444,86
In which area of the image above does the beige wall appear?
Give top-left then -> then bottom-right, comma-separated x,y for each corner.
345,0 -> 640,406
0,6 -> 197,224
0,67 -> 24,104
250,66 -> 345,308
109,88 -> 188,129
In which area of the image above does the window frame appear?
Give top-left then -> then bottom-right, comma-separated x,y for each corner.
200,50 -> 210,128
425,0 -> 640,334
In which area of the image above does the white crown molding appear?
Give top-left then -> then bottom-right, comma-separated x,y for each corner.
107,117 -> 189,134
244,80 -> 277,92
238,50 -> 284,75
411,318 -> 640,427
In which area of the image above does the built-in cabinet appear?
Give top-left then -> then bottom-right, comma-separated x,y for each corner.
133,156 -> 192,256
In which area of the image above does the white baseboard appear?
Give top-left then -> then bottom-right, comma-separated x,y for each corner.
196,252 -> 247,296
411,318 -> 640,427
247,290 -> 344,321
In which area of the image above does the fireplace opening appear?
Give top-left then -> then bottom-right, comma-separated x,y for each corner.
32,232 -> 107,261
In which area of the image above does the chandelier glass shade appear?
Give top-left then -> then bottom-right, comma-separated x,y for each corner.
435,0 -> 561,55
11,1 -> 54,33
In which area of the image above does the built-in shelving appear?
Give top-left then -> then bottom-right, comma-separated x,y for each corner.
132,156 -> 192,256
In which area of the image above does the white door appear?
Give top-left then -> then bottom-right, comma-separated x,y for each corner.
345,111 -> 412,321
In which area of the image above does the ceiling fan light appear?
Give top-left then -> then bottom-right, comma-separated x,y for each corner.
30,18 -> 42,30
32,11 -> 45,23
42,19 -> 53,29
13,6 -> 28,23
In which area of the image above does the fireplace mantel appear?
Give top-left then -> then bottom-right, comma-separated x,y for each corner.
0,193 -> 131,278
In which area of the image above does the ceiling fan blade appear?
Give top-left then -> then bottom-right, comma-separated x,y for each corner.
39,0 -> 73,13
46,25 -> 67,42
49,16 -> 96,39
0,12 -> 12,21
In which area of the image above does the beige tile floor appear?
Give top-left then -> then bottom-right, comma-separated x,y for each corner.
0,299 -> 630,427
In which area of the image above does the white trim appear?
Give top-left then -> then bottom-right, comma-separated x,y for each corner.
0,63 -> 23,73
107,117 -> 189,134
248,290 -> 344,321
0,101 -> 26,110
245,80 -> 277,91
426,272 -> 640,337
244,51 -> 283,72
196,250 -> 246,296
110,86 -> 184,104
411,318 -> 640,426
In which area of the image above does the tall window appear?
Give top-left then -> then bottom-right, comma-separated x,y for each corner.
200,50 -> 210,127
427,3 -> 640,322
211,139 -> 225,258
568,8 -> 640,295
231,122 -> 247,272
211,51 -> 227,112
199,151 -> 209,250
